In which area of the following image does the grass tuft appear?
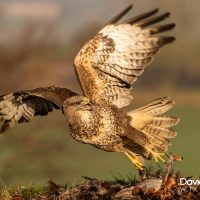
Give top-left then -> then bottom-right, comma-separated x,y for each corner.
0,184 -> 48,200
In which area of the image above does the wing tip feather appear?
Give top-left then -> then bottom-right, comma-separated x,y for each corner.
161,36 -> 176,45
139,12 -> 171,28
124,7 -> 159,24
105,4 -> 133,25
150,23 -> 176,35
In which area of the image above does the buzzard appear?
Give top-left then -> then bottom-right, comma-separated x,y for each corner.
0,5 -> 179,170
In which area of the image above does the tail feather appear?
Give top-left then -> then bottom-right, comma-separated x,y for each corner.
142,125 -> 177,139
133,97 -> 174,116
150,116 -> 179,128
142,132 -> 170,152
127,97 -> 179,155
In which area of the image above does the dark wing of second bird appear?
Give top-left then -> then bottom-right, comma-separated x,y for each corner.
0,87 -> 77,133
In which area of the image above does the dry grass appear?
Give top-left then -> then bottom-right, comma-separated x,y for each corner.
1,155 -> 199,200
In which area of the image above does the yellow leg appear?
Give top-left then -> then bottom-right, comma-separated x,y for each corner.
124,150 -> 144,171
114,144 -> 144,171
145,146 -> 165,163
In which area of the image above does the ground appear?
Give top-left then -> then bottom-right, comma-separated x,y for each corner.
1,156 -> 200,200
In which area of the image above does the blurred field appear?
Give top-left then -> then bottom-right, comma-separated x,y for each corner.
0,0 -> 199,186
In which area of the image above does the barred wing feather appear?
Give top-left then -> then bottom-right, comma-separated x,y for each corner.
74,5 -> 175,108
0,87 -> 77,133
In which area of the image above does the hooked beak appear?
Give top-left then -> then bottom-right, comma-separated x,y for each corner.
80,98 -> 90,106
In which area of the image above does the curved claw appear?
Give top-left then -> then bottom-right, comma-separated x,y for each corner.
145,147 -> 166,163
124,150 -> 144,171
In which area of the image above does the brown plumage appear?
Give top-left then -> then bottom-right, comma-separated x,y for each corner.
0,5 -> 180,170
0,87 -> 77,132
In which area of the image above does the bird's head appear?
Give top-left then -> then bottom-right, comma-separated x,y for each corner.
64,95 -> 92,107
63,95 -> 92,114
63,96 -> 93,125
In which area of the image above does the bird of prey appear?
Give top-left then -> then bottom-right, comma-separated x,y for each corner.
0,5 -> 180,170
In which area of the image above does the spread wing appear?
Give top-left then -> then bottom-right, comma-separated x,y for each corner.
0,86 -> 77,133
74,5 -> 175,108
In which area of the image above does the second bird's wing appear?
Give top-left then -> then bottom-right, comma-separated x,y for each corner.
0,86 -> 77,133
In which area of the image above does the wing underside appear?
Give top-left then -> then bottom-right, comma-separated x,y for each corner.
0,86 -> 77,133
74,5 -> 175,108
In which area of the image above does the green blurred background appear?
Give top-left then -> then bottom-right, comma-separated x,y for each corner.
0,0 -> 199,186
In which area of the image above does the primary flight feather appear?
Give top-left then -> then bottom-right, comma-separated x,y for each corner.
0,5 -> 179,170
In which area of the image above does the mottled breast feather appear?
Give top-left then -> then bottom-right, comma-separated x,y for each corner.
74,7 -> 175,108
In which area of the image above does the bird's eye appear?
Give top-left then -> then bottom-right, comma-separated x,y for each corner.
75,100 -> 82,105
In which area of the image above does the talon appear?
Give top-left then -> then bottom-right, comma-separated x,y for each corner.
135,160 -> 144,171
155,152 -> 165,163
124,150 -> 144,171
145,147 -> 165,163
